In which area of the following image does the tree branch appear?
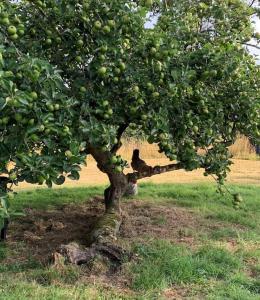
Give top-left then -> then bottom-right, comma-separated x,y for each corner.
111,124 -> 129,154
242,43 -> 260,50
127,162 -> 183,182
249,0 -> 256,8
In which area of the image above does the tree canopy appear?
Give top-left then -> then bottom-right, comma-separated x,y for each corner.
0,0 -> 259,214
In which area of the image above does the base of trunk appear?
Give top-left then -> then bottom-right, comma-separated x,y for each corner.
53,241 -> 130,267
52,211 -> 129,269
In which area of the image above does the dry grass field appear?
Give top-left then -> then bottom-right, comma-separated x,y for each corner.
16,137 -> 260,190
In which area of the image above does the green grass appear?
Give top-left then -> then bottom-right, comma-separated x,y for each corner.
0,183 -> 259,299
132,241 -> 242,290
12,186 -> 104,211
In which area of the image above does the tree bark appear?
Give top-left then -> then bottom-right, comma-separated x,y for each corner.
104,174 -> 127,212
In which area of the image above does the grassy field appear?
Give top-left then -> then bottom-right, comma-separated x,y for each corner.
1,183 -> 260,299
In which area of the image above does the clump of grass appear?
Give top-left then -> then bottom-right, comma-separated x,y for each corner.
27,266 -> 81,286
132,240 -> 242,291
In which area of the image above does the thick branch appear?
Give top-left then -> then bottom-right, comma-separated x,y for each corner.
111,124 -> 129,154
127,162 -> 183,182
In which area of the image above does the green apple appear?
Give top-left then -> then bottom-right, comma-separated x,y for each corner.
119,61 -> 126,71
107,108 -> 113,115
7,25 -> 17,35
15,113 -> 23,122
9,34 -> 19,40
0,17 -> 10,26
75,55 -> 82,62
108,20 -> 116,27
30,91 -> 38,100
100,45 -> 108,52
110,155 -> 118,164
39,125 -> 45,132
45,38 -> 52,45
133,85 -> 140,93
115,166 -> 123,173
80,86 -> 87,93
141,114 -> 148,121
102,100 -> 109,107
98,66 -> 107,76
103,25 -> 111,33
94,20 -> 102,29
152,92 -> 160,98
77,39 -> 84,47
137,98 -> 145,105
65,150 -> 73,158
54,104 -> 60,110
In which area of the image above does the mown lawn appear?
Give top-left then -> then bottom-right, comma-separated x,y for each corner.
0,183 -> 259,299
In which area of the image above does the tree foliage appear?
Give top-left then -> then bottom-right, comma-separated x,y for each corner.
0,0 -> 259,214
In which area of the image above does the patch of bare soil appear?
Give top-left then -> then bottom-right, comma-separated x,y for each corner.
121,201 -> 201,246
6,198 -> 202,265
6,197 -> 104,264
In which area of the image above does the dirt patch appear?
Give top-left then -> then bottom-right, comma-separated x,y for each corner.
4,198 -> 202,266
5,197 -> 104,265
121,201 -> 201,247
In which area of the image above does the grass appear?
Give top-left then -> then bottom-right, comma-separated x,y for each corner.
132,241 -> 242,290
11,186 -> 104,211
1,183 -> 260,299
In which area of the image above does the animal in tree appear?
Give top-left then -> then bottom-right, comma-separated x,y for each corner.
0,0 -> 259,255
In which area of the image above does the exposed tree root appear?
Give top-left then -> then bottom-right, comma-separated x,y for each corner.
53,211 -> 131,270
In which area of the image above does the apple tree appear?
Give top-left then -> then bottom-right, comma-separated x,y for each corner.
1,0 -> 260,245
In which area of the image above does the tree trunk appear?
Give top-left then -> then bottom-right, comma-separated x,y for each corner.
53,150 -> 130,267
104,173 -> 127,212
87,172 -> 127,245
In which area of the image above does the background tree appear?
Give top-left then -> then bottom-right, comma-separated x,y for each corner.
1,0 -> 260,246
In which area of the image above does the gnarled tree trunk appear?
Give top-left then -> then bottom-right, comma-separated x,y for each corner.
54,148 -> 129,267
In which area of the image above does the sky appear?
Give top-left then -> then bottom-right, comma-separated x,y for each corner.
250,16 -> 260,59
